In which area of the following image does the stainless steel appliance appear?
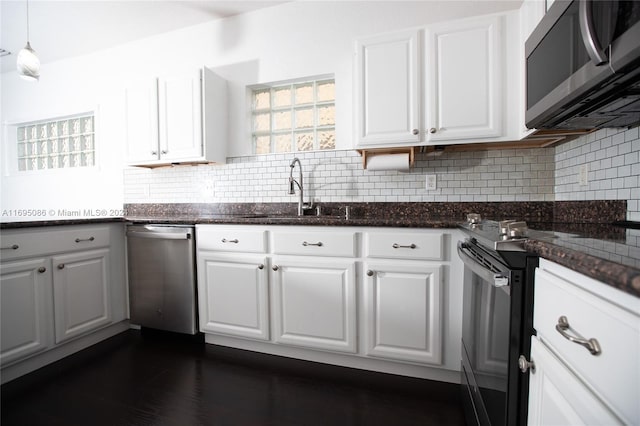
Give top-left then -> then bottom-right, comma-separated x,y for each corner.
458,216 -> 551,426
127,224 -> 197,335
525,0 -> 640,130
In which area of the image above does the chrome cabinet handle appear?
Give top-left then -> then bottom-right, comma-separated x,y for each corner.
57,264 -> 65,270
518,355 -> 535,373
302,241 -> 323,247
1,244 -> 19,250
38,267 -> 46,273
366,270 -> 374,277
272,265 -> 279,271
555,316 -> 602,356
75,237 -> 95,243
258,264 -> 264,270
412,129 -> 419,135
429,128 -> 437,134
221,238 -> 239,244
392,243 -> 416,249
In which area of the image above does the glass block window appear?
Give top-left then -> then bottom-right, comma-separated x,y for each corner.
252,78 -> 335,154
16,114 -> 95,171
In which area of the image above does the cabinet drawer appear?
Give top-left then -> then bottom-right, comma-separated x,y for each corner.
365,232 -> 443,260
534,267 -> 640,424
196,226 -> 267,253
271,230 -> 357,257
1,226 -> 111,260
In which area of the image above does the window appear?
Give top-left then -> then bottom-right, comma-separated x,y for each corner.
251,78 -> 335,154
16,113 -> 95,171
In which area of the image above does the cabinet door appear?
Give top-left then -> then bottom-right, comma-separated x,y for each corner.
364,261 -> 442,365
52,249 -> 111,344
355,29 -> 421,146
0,258 -> 51,365
271,256 -> 357,353
124,79 -> 159,163
197,252 -> 269,340
527,337 -> 623,425
158,69 -> 203,161
426,15 -> 503,142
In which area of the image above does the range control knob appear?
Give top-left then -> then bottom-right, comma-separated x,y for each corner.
507,221 -> 529,239
466,213 -> 481,224
499,220 -> 516,235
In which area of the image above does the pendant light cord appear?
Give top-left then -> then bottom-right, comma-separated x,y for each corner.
26,0 -> 30,42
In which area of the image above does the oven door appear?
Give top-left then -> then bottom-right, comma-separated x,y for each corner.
458,239 -> 513,426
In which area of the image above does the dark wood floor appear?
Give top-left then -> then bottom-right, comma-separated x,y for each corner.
1,329 -> 465,426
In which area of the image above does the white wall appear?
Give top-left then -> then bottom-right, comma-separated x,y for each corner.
0,1 -> 520,221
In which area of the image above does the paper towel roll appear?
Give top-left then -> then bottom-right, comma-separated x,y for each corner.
366,153 -> 410,171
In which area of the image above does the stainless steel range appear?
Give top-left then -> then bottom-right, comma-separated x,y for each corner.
457,214 -> 552,426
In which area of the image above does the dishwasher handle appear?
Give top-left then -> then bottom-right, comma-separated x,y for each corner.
126,228 -> 193,240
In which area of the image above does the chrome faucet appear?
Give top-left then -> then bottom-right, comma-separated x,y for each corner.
288,157 -> 312,216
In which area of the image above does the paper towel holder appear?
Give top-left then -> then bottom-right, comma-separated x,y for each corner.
357,147 -> 416,170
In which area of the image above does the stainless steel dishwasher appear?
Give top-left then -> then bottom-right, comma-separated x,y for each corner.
126,224 -> 197,334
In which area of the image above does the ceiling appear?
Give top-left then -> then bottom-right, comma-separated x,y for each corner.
0,0 -> 287,73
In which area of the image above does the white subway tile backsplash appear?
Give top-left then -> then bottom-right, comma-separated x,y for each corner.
123,126 -> 639,218
555,126 -> 639,219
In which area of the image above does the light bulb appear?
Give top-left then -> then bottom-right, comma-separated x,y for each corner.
17,42 -> 40,81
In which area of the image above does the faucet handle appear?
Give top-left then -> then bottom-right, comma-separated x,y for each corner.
288,177 -> 296,195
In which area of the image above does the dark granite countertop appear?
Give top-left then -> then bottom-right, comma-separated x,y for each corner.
2,201 -> 638,298
122,214 -> 459,228
523,223 -> 640,298
0,217 -> 124,229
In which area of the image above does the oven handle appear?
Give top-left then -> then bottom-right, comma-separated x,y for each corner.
457,241 -> 510,288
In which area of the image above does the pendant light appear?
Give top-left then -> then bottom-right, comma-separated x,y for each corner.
17,0 -> 40,81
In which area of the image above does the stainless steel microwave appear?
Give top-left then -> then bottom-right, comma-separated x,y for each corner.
525,0 -> 640,130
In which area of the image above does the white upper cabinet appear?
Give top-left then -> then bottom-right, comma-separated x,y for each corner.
124,79 -> 159,164
124,67 -> 228,166
355,29 -> 421,147
158,69 -> 204,161
426,14 -> 503,142
355,12 -> 523,149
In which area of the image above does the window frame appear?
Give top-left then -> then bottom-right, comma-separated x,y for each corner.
4,110 -> 99,176
250,76 -> 336,155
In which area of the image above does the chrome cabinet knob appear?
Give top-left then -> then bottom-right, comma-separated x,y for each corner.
412,129 -> 419,135
366,270 -> 374,277
258,264 -> 264,270
429,127 -> 437,134
518,355 -> 535,373
272,265 -> 279,271
161,150 -> 168,155
38,267 -> 46,273
57,264 -> 65,270
151,151 -> 157,155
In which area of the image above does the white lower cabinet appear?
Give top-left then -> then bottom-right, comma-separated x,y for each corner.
271,256 -> 357,353
0,258 -> 52,365
196,225 -> 464,382
526,259 -> 640,425
527,336 -> 621,426
52,249 -> 112,344
364,261 -> 442,365
0,224 -> 128,382
198,252 -> 269,340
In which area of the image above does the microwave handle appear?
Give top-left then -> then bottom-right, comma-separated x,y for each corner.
579,0 -> 608,65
